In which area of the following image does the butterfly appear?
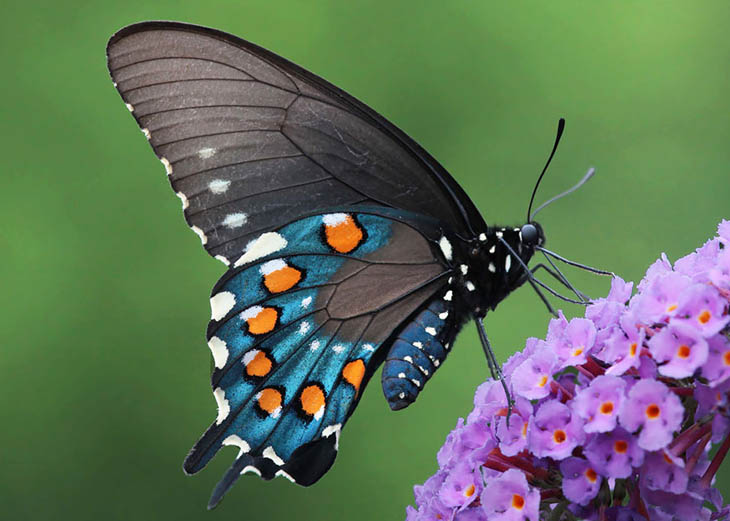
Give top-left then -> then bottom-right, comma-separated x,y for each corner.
107,21 -> 603,508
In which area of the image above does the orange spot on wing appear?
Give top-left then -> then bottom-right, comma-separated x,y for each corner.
343,359 -> 366,393
258,388 -> 282,415
300,385 -> 326,416
247,307 -> 278,334
264,266 -> 302,293
245,351 -> 272,377
325,215 -> 363,253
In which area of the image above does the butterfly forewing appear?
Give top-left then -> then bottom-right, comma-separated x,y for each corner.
107,22 -> 486,264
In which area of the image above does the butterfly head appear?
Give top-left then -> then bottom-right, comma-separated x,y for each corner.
459,221 -> 545,315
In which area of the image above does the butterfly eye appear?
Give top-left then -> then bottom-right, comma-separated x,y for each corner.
520,223 -> 539,246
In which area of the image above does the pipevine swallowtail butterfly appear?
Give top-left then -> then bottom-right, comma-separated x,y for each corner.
107,21 -> 604,508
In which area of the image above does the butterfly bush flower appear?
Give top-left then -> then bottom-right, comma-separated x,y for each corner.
406,221 -> 730,521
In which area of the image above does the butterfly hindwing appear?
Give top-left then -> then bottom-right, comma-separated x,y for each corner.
182,210 -> 461,505
106,21 -> 487,265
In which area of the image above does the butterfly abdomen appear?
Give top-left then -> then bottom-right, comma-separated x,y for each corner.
381,295 -> 462,410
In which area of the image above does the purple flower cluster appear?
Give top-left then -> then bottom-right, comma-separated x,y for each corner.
407,221 -> 730,521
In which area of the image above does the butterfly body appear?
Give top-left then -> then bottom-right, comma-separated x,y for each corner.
107,21 -> 546,506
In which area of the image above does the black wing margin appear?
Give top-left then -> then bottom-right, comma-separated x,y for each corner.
106,21 -> 486,265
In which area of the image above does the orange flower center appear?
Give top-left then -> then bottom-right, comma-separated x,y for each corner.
677,344 -> 691,358
667,304 -> 678,312
600,401 -> 614,415
614,440 -> 628,454
553,429 -> 567,444
464,484 -> 476,497
630,342 -> 638,356
512,494 -> 525,509
724,351 -> 730,366
645,404 -> 661,419
538,375 -> 548,387
698,310 -> 711,324
585,468 -> 598,483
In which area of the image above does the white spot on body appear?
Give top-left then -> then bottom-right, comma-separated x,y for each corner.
301,296 -> 312,308
263,446 -> 285,465
222,434 -> 250,457
208,336 -> 229,369
208,179 -> 231,194
411,379 -> 421,388
434,359 -> 441,367
439,311 -> 449,320
215,255 -> 231,266
399,392 -> 406,399
222,212 -> 248,229
176,192 -> 189,210
496,231 -> 503,238
444,290 -> 453,302
160,157 -> 172,175
198,147 -> 216,159
505,256 -> 512,271
276,470 -> 296,483
425,327 -> 437,336
418,366 -> 430,376
488,262 -> 496,273
489,245 -> 496,254
210,291 -> 236,321
438,236 -> 453,261
241,466 -> 262,476
479,233 -> 487,241
413,341 -> 423,349
234,232 -> 288,267
191,225 -> 207,245
403,356 -> 413,363
460,264 -> 468,275
214,388 -> 230,425
298,321 -> 311,335
466,281 -> 476,292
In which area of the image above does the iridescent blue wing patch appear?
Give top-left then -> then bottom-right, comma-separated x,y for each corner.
182,210 -> 462,507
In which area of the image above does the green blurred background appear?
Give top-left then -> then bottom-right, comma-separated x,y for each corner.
2,1 -> 729,519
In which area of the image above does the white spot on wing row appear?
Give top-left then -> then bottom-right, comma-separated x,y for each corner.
298,321 -> 311,335
125,102 -> 134,112
160,157 -> 172,175
240,305 -> 263,321
191,226 -> 207,245
241,465 -> 261,476
444,290 -> 453,302
322,213 -> 348,226
214,388 -> 230,425
425,327 -> 437,336
438,236 -> 453,261
222,434 -> 250,457
208,336 -> 229,369
263,446 -> 285,465
198,147 -> 217,159
322,423 -> 342,450
260,258 -> 286,275
215,255 -> 231,266
222,212 -> 248,229
234,232 -> 288,267
301,296 -> 312,308
176,192 -> 189,210
210,291 -> 236,321
208,178 -> 231,194
141,128 -> 151,140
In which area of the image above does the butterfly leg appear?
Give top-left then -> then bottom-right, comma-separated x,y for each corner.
474,317 -> 513,420
531,261 -> 589,302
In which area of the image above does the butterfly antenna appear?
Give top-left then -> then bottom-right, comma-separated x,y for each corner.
526,118 -> 566,222
530,167 -> 596,221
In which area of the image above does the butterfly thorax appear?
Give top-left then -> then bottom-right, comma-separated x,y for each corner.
450,222 -> 545,317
